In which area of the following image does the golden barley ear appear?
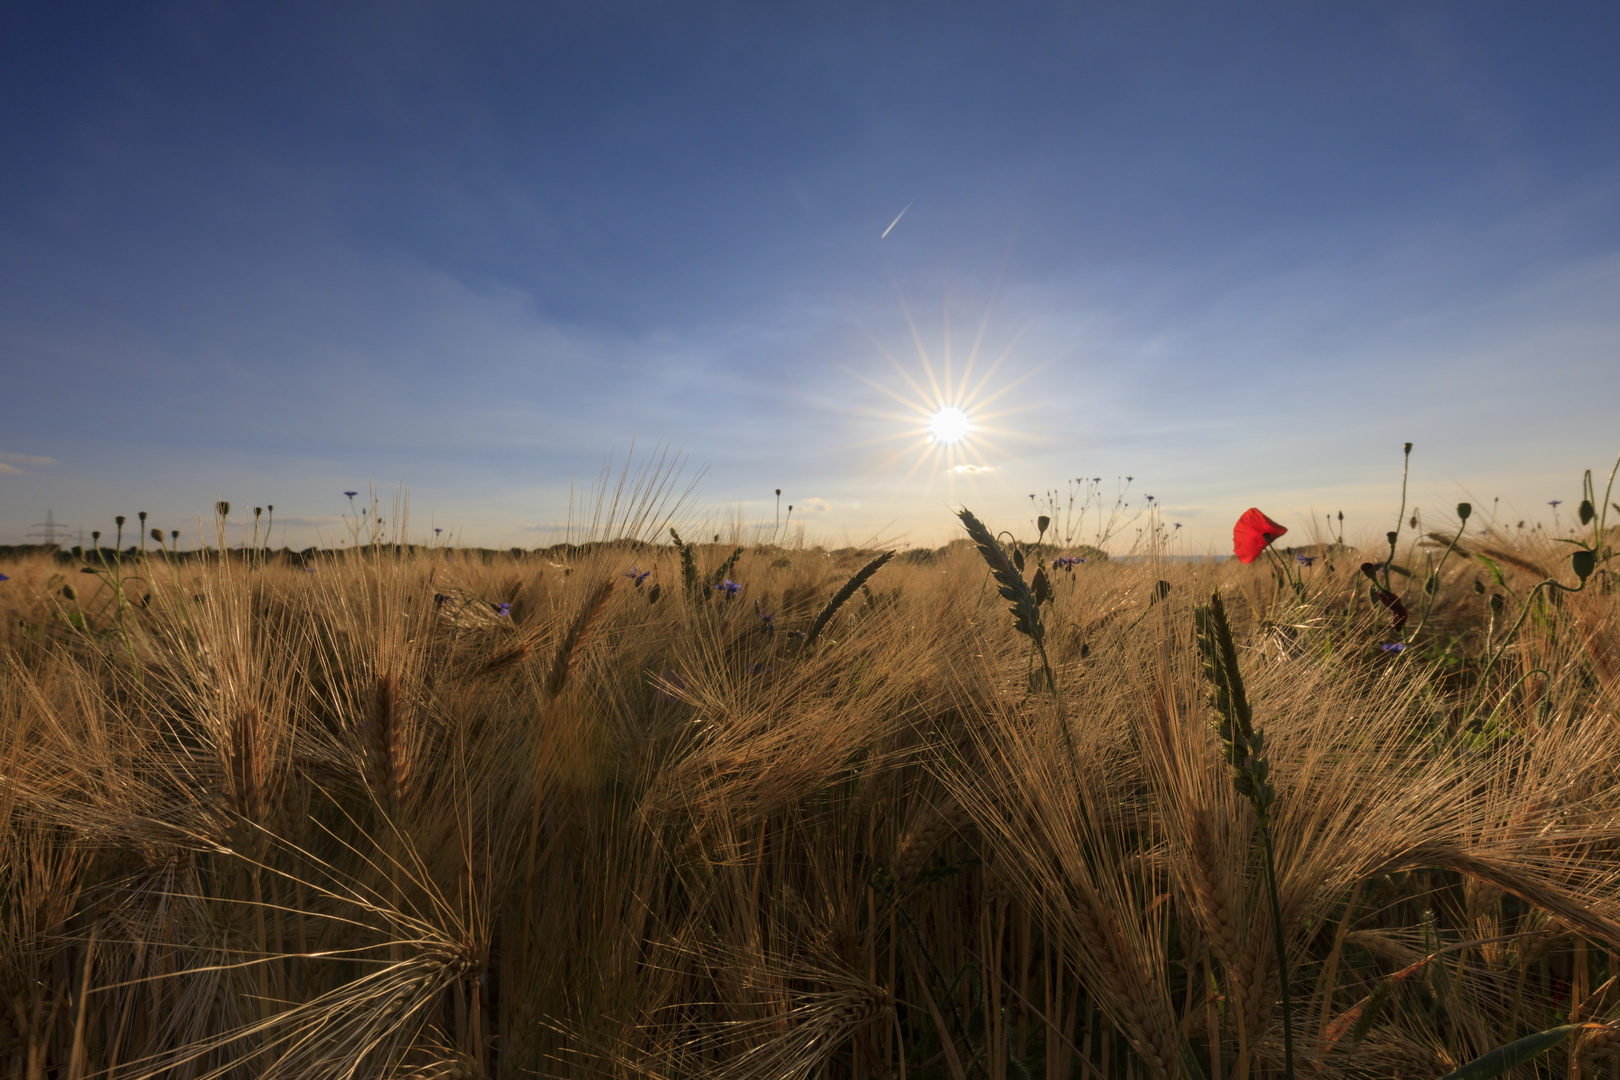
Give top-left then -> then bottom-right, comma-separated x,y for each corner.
546,579 -> 614,699
223,704 -> 289,861
892,796 -> 971,883
368,671 -> 410,813
228,705 -> 266,824
466,643 -> 532,682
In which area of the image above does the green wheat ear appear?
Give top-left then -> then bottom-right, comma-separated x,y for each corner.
805,550 -> 894,645
709,546 -> 744,588
669,528 -> 700,599
956,506 -> 1055,694
955,507 -> 1043,646
1194,588 -> 1294,1080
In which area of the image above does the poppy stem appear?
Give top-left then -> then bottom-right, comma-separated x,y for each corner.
1465,570 -> 1588,724
1409,511 -> 1469,644
1386,442 -> 1414,594
1263,545 -> 1305,602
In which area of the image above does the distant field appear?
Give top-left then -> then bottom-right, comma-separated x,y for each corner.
1,494 -> 1617,1079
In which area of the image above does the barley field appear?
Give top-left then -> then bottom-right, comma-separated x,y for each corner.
1,465 -> 1618,1080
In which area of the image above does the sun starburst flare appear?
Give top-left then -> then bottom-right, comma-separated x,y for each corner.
841,291 -> 1046,496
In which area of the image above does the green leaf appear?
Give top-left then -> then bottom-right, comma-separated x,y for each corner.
1475,554 -> 1507,588
1435,1024 -> 1582,1080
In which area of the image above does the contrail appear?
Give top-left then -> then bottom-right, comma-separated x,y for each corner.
880,200 -> 913,239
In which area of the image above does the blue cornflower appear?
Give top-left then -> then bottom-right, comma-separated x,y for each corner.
1145,494 -> 1155,502
715,578 -> 742,598
624,565 -> 651,586
1174,522 -> 1183,530
1296,554 -> 1317,567
1381,642 -> 1405,653
0,573 -> 9,582
434,527 -> 442,535
748,662 -> 772,676
344,490 -> 359,498
303,566 -> 317,573
1549,500 -> 1562,508
493,601 -> 511,617
756,601 -> 775,632
1052,555 -> 1085,571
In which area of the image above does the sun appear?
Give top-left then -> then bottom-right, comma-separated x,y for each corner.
838,293 -> 1042,494
928,406 -> 971,444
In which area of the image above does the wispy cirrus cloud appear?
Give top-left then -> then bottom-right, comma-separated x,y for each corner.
0,453 -> 54,472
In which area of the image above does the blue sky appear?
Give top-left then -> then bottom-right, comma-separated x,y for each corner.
3,3 -> 1618,551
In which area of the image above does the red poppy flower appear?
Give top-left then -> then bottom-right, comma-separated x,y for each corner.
1233,508 -> 1288,565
